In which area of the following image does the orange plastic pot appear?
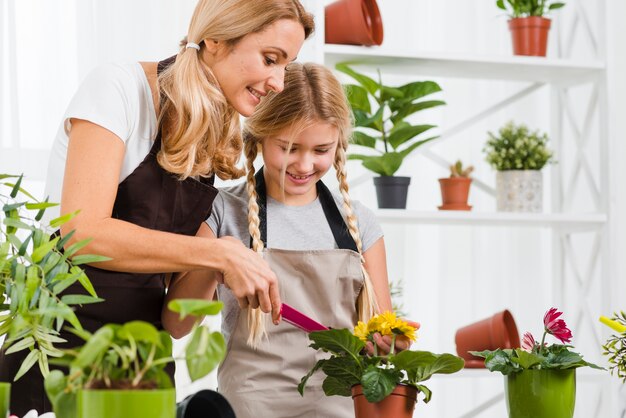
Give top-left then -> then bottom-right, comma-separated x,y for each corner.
352,384 -> 417,418
325,0 -> 383,46
508,17 -> 551,56
438,177 -> 472,211
455,310 -> 521,368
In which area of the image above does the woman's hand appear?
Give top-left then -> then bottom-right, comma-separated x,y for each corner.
218,236 -> 281,324
365,320 -> 421,355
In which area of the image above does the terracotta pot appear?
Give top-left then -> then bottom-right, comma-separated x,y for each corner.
325,0 -> 384,46
352,384 -> 417,418
438,177 -> 472,211
508,17 -> 551,56
455,310 -> 520,368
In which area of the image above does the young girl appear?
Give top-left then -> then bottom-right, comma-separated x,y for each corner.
163,62 -> 416,418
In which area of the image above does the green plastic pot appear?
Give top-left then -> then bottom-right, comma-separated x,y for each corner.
77,389 -> 175,418
0,382 -> 9,418
505,369 -> 576,418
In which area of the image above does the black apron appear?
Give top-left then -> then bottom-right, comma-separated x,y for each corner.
0,57 -> 219,416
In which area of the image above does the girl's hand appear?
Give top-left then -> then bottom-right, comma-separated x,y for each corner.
365,320 -> 421,355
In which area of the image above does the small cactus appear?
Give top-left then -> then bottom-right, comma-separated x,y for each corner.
450,160 -> 474,178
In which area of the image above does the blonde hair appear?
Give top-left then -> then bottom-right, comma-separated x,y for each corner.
242,62 -> 379,347
157,0 -> 314,180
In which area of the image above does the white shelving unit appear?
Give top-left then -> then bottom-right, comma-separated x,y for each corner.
303,0 -> 615,417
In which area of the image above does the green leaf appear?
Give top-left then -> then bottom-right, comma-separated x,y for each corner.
321,375 -> 353,397
298,359 -> 326,395
308,329 -> 365,358
496,0 -> 506,11
70,254 -> 111,265
14,348 -> 39,381
72,325 -> 114,369
335,63 -> 379,96
32,237 -> 60,263
321,356 -> 362,385
186,327 -> 226,381
351,131 -> 378,149
45,370 -> 77,418
63,238 -> 93,259
167,299 -> 223,319
391,100 -> 446,124
361,365 -> 399,402
394,81 -> 442,106
388,125 -> 436,149
60,295 -> 104,306
549,3 -> 565,10
118,321 -> 161,346
49,210 -> 80,229
415,384 -> 432,403
379,86 -> 404,102
354,106 -> 384,131
345,84 -> 371,113
393,351 -> 464,384
3,218 -> 34,231
5,336 -> 35,355
10,175 -> 23,198
513,349 -> 543,369
25,201 -> 58,210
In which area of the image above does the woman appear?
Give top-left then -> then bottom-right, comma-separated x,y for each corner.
0,0 -> 314,415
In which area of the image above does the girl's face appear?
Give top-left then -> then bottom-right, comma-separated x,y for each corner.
204,19 -> 305,117
262,121 -> 339,206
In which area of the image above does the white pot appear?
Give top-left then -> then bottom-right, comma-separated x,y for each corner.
496,170 -> 543,212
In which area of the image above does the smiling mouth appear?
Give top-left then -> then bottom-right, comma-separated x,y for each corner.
287,172 -> 314,180
247,87 -> 264,100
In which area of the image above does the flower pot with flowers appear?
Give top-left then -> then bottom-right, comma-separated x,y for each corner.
337,62 -> 445,209
299,311 -> 464,418
599,312 -> 626,413
472,307 -> 603,418
438,160 -> 474,211
496,0 -> 566,56
44,299 -> 227,418
484,121 -> 554,212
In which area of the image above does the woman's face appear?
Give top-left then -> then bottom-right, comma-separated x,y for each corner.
204,19 -> 305,117
262,121 -> 339,206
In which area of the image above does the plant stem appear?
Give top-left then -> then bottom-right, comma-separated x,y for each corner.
376,69 -> 389,154
540,331 -> 547,354
390,335 -> 396,355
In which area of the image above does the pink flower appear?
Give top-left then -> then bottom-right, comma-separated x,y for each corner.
521,332 -> 536,352
543,307 -> 573,344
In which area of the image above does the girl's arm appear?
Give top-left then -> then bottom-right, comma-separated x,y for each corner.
363,237 -> 420,353
60,119 -> 281,319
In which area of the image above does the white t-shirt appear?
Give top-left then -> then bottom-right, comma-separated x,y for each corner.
45,62 -> 157,220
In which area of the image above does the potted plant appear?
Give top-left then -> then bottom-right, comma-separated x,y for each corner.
471,307 -> 603,418
337,62 -> 445,209
1,174 -> 103,416
325,0 -> 383,46
44,299 -> 226,418
438,160 -> 474,211
299,311 -> 464,418
600,312 -> 626,414
496,0 -> 566,56
483,121 -> 553,212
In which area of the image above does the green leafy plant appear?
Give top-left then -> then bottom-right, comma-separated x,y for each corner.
45,299 -> 226,418
299,311 -> 463,404
472,307 -> 603,375
1,174 -> 105,381
337,62 -> 445,176
449,160 -> 474,178
600,312 -> 626,383
496,0 -> 565,18
484,121 -> 554,171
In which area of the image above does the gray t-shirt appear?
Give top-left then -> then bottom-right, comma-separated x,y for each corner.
206,181 -> 383,345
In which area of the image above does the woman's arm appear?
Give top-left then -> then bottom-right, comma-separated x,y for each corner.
163,270 -> 219,340
60,119 -> 281,319
362,237 -> 420,353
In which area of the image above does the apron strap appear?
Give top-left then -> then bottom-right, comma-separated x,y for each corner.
250,167 -> 358,252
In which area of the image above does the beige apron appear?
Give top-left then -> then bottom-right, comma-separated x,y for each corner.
218,170 -> 364,418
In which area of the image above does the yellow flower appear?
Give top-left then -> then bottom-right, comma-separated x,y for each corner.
391,319 -> 418,342
353,321 -> 369,342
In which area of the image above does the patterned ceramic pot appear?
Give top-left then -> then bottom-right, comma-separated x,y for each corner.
496,170 -> 543,212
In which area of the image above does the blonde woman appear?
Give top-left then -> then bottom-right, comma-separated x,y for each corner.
164,62 -> 419,418
0,1 -> 314,415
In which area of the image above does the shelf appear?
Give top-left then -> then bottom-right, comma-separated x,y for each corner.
324,45 -> 605,85
375,210 -> 607,231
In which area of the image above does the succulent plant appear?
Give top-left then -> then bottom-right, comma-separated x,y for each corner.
449,160 -> 474,178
